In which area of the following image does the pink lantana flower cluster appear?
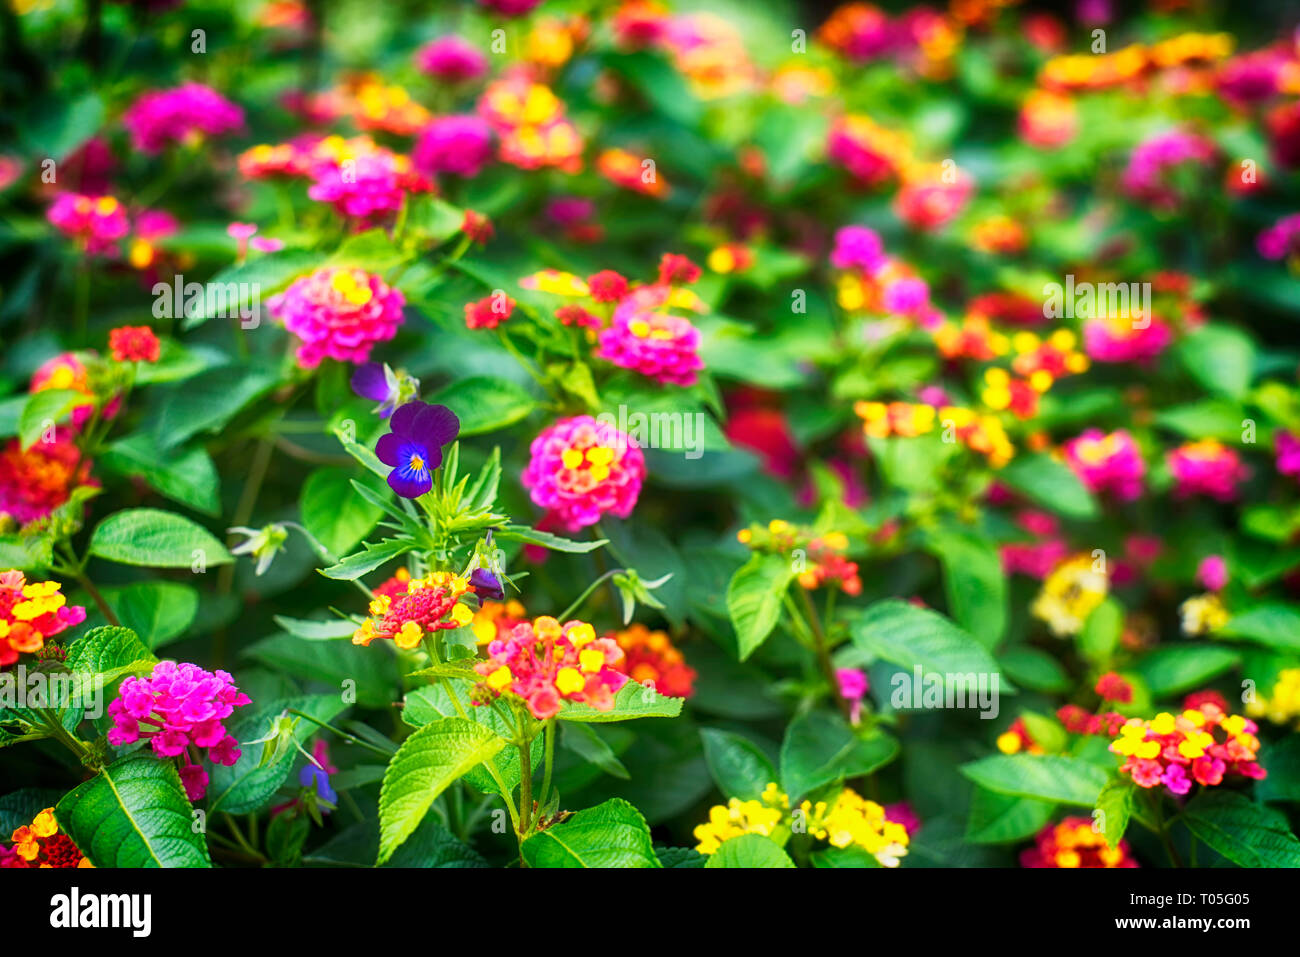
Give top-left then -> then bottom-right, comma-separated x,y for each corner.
1082,315 -> 1174,364
267,267 -> 405,368
474,615 -> 629,720
1167,439 -> 1249,501
305,137 -> 431,223
413,115 -> 495,178
521,415 -> 645,532
46,194 -> 129,256
596,284 -> 706,387
108,661 -> 252,801
1063,429 -> 1146,501
121,83 -> 244,154
1120,130 -> 1217,210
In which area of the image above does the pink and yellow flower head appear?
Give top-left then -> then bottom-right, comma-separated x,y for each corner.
30,352 -> 97,427
1083,315 -> 1173,364
415,35 -> 489,83
1063,429 -> 1146,501
477,75 -> 584,173
597,291 -> 704,387
827,114 -> 912,186
121,83 -> 244,154
1109,704 -> 1265,794
521,415 -> 646,532
474,615 -> 629,720
267,267 -> 405,368
306,139 -> 431,223
346,78 -> 432,137
46,193 -> 129,256
1018,90 -> 1078,149
1168,440 -> 1248,501
352,571 -> 474,649
107,661 -> 252,801
1,808 -> 92,869
894,162 -> 974,231
608,623 -> 696,698
0,571 -> 86,667
1020,817 -> 1138,868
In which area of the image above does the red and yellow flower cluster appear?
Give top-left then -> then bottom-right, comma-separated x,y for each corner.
854,400 -> 1015,468
1109,704 -> 1266,794
0,808 -> 92,868
351,570 -> 474,649
474,615 -> 629,720
0,571 -> 86,667
1020,817 -> 1138,869
796,532 -> 862,596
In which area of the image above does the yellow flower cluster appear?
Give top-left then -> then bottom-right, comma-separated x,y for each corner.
1246,668 -> 1300,727
1031,554 -> 1108,636
1179,593 -> 1230,636
801,788 -> 910,867
693,783 -> 788,854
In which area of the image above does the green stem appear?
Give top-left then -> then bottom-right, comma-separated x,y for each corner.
38,708 -> 91,765
222,813 -> 264,861
287,709 -> 393,759
558,568 -> 622,621
56,543 -> 118,626
797,586 -> 848,717
540,718 -> 556,808
517,736 -> 533,840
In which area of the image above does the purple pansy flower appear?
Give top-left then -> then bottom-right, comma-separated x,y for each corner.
376,401 -> 460,498
351,361 -> 420,418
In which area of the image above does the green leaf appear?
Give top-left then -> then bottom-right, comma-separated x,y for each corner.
320,539 -> 413,580
494,524 -> 605,553
1219,603 -> 1300,652
1134,645 -> 1240,698
428,376 -> 535,436
779,710 -> 898,800
401,683 -> 536,798
965,786 -> 1055,844
179,251 -> 318,329
997,646 -> 1071,694
19,389 -> 83,450
557,680 -> 684,723
810,844 -> 883,868
272,615 -> 357,641
704,833 -> 796,869
244,634 -> 399,709
960,755 -> 1108,807
301,467 -> 384,557
521,798 -> 659,868
65,626 -> 156,689
1079,597 -> 1123,668
1094,780 -> 1135,849
1182,791 -> 1300,867
701,728 -> 777,801
562,723 -> 630,779
928,529 -> 1007,649
55,756 -> 211,868
146,364 -> 279,448
207,695 -> 347,814
997,454 -> 1098,520
100,582 -> 199,650
377,717 -> 506,864
100,435 -> 221,516
726,552 -> 794,661
1178,324 -> 1255,400
851,599 -> 1012,691
89,508 -> 232,568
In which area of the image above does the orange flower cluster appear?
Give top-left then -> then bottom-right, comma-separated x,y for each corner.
0,808 -> 93,868
1020,817 -> 1138,868
608,623 -> 696,698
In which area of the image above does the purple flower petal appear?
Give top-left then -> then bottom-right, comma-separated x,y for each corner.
375,432 -> 403,467
351,362 -> 390,402
389,400 -> 429,438
410,403 -> 460,449
388,468 -> 432,498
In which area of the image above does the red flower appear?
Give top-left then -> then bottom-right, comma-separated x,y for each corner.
657,253 -> 701,285
1095,671 -> 1133,704
587,270 -> 628,303
108,325 -> 161,363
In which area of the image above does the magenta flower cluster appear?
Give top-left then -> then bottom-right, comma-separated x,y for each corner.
596,288 -> 704,387
413,115 -> 494,178
1063,428 -> 1147,501
267,267 -> 406,368
108,661 -> 251,801
122,83 -> 244,154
